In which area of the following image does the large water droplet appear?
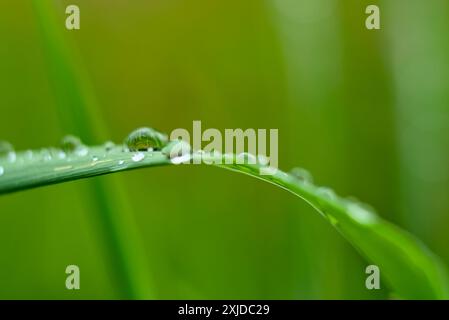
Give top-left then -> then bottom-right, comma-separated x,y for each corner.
125,127 -> 168,151
0,166 -> 4,176
132,152 -> 145,162
290,167 -> 313,184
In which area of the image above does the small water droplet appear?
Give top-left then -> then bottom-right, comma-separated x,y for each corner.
132,152 -> 145,162
104,141 -> 115,150
125,127 -> 168,151
0,141 -> 13,156
345,202 -> 378,225
317,187 -> 337,200
92,156 -> 99,161
61,135 -> 82,152
40,149 -> 52,161
24,150 -> 33,160
118,160 -> 125,165
290,167 -> 313,183
7,151 -> 16,163
0,166 -> 4,176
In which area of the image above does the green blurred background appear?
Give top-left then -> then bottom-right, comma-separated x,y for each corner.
0,0 -> 448,299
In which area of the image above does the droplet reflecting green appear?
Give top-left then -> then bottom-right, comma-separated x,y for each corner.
103,141 -> 115,151
290,167 -> 313,183
61,135 -> 83,153
125,127 -> 168,151
317,187 -> 337,200
0,141 -> 13,157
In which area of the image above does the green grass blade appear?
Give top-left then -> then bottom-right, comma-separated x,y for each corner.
1,146 -> 448,299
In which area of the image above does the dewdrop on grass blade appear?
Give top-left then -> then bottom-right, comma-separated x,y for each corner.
290,167 -> 314,184
0,141 -> 13,157
61,135 -> 82,153
317,186 -> 337,201
0,141 -> 16,163
103,141 -> 115,152
125,127 -> 168,151
61,135 -> 88,157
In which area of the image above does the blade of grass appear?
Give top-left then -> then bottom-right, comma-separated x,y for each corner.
31,1 -> 153,298
1,147 -> 448,299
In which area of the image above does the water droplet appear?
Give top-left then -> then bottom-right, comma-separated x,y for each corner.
236,152 -> 257,164
7,151 -> 16,163
125,127 -> 168,151
103,141 -> 115,151
132,152 -> 145,162
40,149 -> 52,161
24,150 -> 33,160
317,187 -> 337,200
345,202 -> 378,225
61,135 -> 82,152
290,167 -> 313,183
162,140 -> 191,159
0,166 -> 4,176
92,156 -> 99,162
0,141 -> 13,156
118,160 -> 125,165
